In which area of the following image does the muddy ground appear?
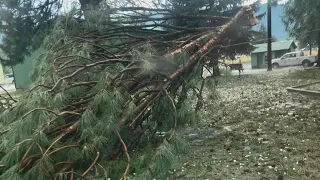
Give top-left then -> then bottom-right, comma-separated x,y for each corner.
168,68 -> 320,180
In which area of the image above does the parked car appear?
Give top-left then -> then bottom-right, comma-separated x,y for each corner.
271,51 -> 317,68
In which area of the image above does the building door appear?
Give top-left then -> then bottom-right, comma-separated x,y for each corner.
257,54 -> 264,68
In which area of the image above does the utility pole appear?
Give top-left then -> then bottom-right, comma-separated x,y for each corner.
267,0 -> 272,71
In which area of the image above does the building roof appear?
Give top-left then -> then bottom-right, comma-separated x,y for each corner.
252,40 -> 296,54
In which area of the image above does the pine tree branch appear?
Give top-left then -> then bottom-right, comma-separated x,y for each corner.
108,23 -> 220,33
164,90 -> 177,141
111,67 -> 143,83
78,152 -> 100,180
57,65 -> 84,72
112,6 -> 175,13
111,14 -> 230,24
17,139 -> 34,146
18,153 -> 42,173
0,130 -> 9,137
22,108 -> 82,120
164,32 -> 217,60
128,90 -> 163,129
64,81 -> 98,90
96,163 -> 108,178
0,85 -> 17,102
22,108 -> 59,119
70,168 -> 74,180
20,144 -> 35,168
116,131 -> 130,180
40,110 -> 84,133
53,55 -> 78,66
58,165 -> 72,174
29,84 -> 53,93
41,121 -> 80,162
49,59 -> 131,92
54,161 -> 74,166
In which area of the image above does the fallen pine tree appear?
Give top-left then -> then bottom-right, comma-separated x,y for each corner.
0,4 -> 258,179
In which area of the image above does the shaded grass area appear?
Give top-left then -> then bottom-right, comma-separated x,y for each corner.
167,68 -> 320,179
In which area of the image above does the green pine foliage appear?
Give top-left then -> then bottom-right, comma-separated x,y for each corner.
0,9 -> 199,179
0,0 -> 61,65
0,0 -> 258,178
